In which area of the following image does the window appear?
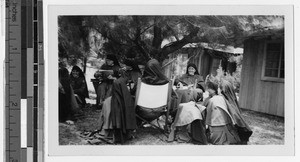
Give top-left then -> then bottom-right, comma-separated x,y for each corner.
261,41 -> 284,82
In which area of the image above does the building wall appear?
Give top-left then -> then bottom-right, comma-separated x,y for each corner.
239,39 -> 284,117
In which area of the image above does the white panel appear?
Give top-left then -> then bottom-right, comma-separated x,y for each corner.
27,147 -> 33,162
137,82 -> 169,108
21,99 -> 27,148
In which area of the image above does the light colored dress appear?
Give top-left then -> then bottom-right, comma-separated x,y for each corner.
172,101 -> 206,127
205,95 -> 241,145
98,97 -> 113,137
167,101 -> 206,143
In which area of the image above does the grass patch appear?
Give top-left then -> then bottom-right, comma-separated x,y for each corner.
241,108 -> 284,145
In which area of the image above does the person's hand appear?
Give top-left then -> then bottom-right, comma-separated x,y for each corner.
107,75 -> 117,80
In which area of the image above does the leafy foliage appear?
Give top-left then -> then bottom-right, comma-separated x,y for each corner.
59,15 -> 283,63
213,64 -> 241,93
58,16 -> 90,64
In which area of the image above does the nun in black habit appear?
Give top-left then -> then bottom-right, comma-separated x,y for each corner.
220,80 -> 253,144
99,59 -> 141,144
70,65 -> 89,107
59,67 -> 79,122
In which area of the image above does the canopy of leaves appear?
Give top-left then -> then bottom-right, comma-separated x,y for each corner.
59,15 -> 283,63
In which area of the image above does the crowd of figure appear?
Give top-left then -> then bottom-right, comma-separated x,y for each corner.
59,54 -> 252,145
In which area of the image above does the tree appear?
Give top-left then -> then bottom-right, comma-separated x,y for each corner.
58,16 -> 90,72
60,15 -> 283,64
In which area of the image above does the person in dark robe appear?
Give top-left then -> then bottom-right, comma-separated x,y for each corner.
140,59 -> 193,136
188,88 -> 208,144
141,59 -> 169,85
139,59 -> 182,118
70,65 -> 89,107
178,63 -> 205,92
97,59 -> 142,144
220,80 -> 253,144
110,77 -> 137,144
96,54 -> 121,107
175,63 -> 206,106
121,59 -> 142,95
110,59 -> 142,143
59,67 -> 78,122
204,81 -> 241,145
166,64 -> 207,143
142,59 -> 193,112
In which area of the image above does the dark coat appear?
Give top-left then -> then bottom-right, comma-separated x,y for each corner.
100,64 -> 121,83
220,80 -> 253,144
70,66 -> 89,105
59,68 -> 74,122
142,59 -> 169,85
110,77 -> 137,143
178,63 -> 205,91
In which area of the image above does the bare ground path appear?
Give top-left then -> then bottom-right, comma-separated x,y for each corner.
59,102 -> 284,145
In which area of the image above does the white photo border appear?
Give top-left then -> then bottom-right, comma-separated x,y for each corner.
46,5 -> 294,156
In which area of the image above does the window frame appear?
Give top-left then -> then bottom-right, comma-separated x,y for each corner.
261,40 -> 284,82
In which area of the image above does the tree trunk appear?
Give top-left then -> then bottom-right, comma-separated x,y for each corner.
83,57 -> 87,74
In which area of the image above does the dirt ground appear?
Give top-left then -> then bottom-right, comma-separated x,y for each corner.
59,100 -> 284,145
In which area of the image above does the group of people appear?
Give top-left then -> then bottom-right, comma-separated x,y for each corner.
59,60 -> 89,123
59,54 -> 253,145
167,63 -> 252,145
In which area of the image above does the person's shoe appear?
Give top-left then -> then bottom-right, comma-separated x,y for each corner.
167,128 -> 175,142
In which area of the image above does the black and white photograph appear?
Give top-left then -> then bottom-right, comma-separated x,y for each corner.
47,4 -> 294,156
57,15 -> 284,146
1,0 -> 299,162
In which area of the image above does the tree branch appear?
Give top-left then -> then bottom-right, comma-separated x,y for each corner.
133,40 -> 151,60
166,22 -> 180,41
160,26 -> 203,56
140,23 -> 155,35
92,27 -> 130,47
